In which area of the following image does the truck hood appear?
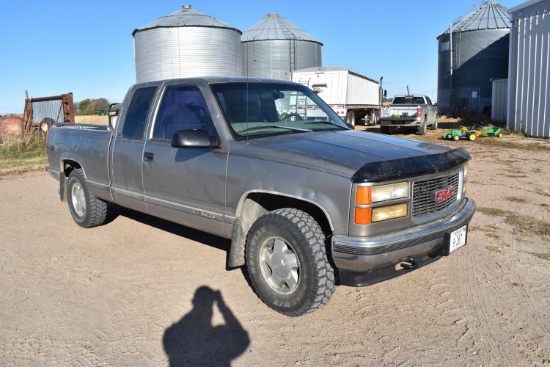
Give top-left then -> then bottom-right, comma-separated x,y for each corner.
230,130 -> 470,182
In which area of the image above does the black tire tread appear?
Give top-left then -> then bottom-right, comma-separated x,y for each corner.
246,208 -> 335,316
68,169 -> 108,228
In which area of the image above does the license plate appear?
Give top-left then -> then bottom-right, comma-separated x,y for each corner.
449,225 -> 467,253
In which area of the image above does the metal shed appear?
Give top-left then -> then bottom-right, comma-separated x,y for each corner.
241,13 -> 322,80
507,0 -> 550,138
133,5 -> 243,83
437,1 -> 511,116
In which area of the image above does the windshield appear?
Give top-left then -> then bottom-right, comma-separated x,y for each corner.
210,82 -> 348,139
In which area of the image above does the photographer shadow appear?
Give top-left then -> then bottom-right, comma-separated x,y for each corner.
163,286 -> 250,367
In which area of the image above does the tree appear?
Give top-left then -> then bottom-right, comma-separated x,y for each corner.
76,98 -> 110,115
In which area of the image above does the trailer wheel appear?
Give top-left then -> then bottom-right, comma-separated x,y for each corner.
67,169 -> 108,228
345,111 -> 356,126
368,110 -> 378,126
39,117 -> 54,133
453,135 -> 460,141
245,208 -> 335,316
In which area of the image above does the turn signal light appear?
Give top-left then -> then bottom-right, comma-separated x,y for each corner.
355,207 -> 372,225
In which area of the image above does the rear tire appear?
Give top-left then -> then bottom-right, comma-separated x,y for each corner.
468,133 -> 477,141
430,117 -> 438,130
418,119 -> 427,135
245,208 -> 335,316
67,169 -> 108,228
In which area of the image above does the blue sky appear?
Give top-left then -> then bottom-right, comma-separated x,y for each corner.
1,0 -> 520,114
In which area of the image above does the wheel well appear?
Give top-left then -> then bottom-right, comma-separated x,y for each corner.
243,193 -> 332,236
62,160 -> 81,177
227,192 -> 333,268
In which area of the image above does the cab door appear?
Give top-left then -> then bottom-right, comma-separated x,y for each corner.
110,86 -> 157,212
142,84 -> 228,237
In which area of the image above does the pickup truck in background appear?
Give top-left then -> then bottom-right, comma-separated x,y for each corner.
379,95 -> 438,135
46,77 -> 475,316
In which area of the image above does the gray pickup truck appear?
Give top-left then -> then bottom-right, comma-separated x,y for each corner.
379,95 -> 438,135
46,77 -> 475,316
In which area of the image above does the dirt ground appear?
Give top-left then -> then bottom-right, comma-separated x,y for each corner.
0,124 -> 549,366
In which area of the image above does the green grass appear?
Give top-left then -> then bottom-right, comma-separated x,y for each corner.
477,207 -> 550,238
0,135 -> 48,175
529,252 -> 550,261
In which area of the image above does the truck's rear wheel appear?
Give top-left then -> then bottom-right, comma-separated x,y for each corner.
67,169 -> 108,228
430,117 -> 438,130
418,119 -> 427,135
245,208 -> 335,316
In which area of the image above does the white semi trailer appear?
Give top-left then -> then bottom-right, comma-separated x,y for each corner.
291,67 -> 383,126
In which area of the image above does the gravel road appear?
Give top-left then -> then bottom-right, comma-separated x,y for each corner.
1,130 -> 549,366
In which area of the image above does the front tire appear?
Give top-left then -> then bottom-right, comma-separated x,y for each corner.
67,169 -> 108,228
245,208 -> 335,316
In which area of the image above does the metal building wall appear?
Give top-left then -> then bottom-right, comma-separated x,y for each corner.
507,0 -> 550,138
242,40 -> 321,80
437,29 -> 510,115
492,78 -> 508,122
134,27 -> 243,83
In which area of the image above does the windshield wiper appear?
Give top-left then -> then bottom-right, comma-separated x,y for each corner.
239,125 -> 312,134
304,120 -> 341,126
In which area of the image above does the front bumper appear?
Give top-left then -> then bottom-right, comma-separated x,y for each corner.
332,198 -> 476,286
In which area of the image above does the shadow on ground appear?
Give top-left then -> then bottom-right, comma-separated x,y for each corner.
163,286 -> 250,367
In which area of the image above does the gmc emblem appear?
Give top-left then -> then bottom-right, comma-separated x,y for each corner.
433,187 -> 455,202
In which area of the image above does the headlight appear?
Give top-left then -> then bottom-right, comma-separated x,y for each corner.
354,182 -> 410,224
372,204 -> 408,222
355,182 -> 409,205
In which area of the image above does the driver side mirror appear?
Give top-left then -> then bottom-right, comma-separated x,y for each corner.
171,129 -> 219,149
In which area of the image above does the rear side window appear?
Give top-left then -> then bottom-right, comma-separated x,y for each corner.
122,87 -> 157,139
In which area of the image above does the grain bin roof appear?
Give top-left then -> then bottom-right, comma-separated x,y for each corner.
242,13 -> 322,44
439,0 -> 510,36
132,5 -> 241,36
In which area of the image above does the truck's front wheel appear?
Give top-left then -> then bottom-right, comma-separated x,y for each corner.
67,169 -> 108,228
245,208 -> 335,316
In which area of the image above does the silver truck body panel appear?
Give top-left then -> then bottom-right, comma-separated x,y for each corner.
46,76 -> 475,283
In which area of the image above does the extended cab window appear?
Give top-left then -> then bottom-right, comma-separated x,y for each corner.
152,86 -> 215,140
122,87 -> 157,139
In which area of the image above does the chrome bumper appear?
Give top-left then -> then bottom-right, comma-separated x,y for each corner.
332,198 -> 476,273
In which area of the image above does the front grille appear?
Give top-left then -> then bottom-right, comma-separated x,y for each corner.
412,172 -> 459,218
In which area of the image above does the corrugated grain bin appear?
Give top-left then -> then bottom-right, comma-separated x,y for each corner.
437,1 -> 510,115
133,5 -> 243,83
242,13 -> 322,81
